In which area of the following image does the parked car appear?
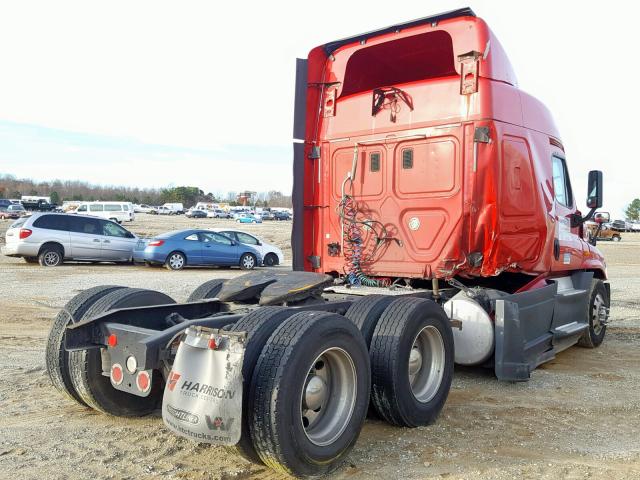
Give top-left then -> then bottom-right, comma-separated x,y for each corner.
0,203 -> 27,220
586,222 -> 622,242
0,199 -> 12,209
236,213 -> 262,224
213,228 -> 284,266
273,211 -> 291,221
74,202 -> 134,223
259,211 -> 275,221
149,206 -> 174,215
610,219 -> 628,232
134,229 -> 261,270
207,209 -> 232,219
186,209 -> 207,218
134,204 -> 153,213
2,213 -> 138,266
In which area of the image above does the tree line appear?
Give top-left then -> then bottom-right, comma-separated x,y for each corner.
0,174 -> 292,209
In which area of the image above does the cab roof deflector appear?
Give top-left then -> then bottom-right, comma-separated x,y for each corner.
322,7 -> 476,56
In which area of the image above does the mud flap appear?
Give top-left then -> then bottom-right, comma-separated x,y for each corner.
162,326 -> 245,445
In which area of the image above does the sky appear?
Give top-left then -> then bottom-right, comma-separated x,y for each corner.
0,0 -> 638,216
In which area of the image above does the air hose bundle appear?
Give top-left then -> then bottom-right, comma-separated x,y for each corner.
338,145 -> 391,287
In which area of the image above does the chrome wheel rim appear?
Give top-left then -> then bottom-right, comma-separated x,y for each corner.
592,292 -> 607,335
168,254 -> 184,269
300,347 -> 357,446
44,252 -> 60,266
409,326 -> 445,403
242,255 -> 254,269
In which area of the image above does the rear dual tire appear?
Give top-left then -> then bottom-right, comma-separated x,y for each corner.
46,285 -> 126,406
68,288 -> 175,416
369,297 -> 454,427
249,311 -> 370,477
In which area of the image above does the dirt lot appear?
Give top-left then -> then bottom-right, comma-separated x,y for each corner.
0,215 -> 639,479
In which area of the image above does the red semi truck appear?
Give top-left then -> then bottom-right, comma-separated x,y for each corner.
47,8 -> 609,478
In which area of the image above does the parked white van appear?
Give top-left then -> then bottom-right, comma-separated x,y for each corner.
162,203 -> 184,214
75,202 -> 134,223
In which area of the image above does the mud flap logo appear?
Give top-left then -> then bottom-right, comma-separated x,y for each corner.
167,404 -> 199,425
168,372 -> 181,391
206,416 -> 235,431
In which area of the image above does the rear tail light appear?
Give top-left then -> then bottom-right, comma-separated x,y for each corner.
136,371 -> 151,393
19,229 -> 32,239
110,364 -> 124,385
148,240 -> 164,247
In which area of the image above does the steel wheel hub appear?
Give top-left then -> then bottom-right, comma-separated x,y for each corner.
592,293 -> 607,335
300,348 -> 357,446
408,325 -> 445,403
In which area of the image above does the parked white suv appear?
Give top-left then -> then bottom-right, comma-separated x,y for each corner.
2,213 -> 139,266
212,228 -> 284,266
75,202 -> 134,223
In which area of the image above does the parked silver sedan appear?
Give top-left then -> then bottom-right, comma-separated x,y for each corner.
2,212 -> 139,266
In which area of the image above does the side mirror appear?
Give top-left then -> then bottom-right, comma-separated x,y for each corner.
594,212 -> 610,224
586,170 -> 603,209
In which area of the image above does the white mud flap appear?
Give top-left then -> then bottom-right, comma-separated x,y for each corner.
162,326 -> 246,445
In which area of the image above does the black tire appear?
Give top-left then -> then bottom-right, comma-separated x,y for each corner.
165,251 -> 186,270
186,278 -> 225,302
263,253 -> 278,267
369,297 -> 454,428
46,285 -> 126,406
612,235 -> 621,242
38,244 -> 64,267
578,279 -> 609,348
228,307 -> 298,463
345,295 -> 396,348
239,253 -> 257,270
249,311 -> 370,477
69,288 -> 175,416
23,257 -> 39,264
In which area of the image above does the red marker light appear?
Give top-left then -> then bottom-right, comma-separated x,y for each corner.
107,334 -> 118,347
19,229 -> 32,239
148,240 -> 165,247
136,371 -> 150,393
208,338 -> 217,350
111,364 -> 123,385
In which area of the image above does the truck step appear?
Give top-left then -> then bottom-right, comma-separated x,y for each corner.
551,321 -> 588,338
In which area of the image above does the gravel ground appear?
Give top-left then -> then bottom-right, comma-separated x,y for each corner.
0,215 -> 639,479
